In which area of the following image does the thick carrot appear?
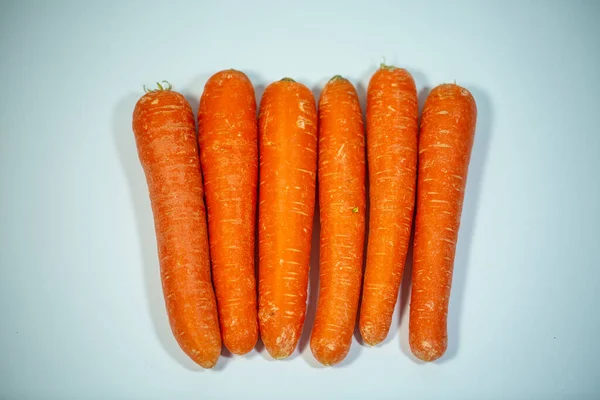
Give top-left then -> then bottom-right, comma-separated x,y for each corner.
310,76 -> 366,366
257,78 -> 317,359
132,82 -> 221,368
197,69 -> 258,355
409,83 -> 477,362
359,65 -> 419,346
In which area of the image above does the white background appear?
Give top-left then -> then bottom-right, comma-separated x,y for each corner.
1,1 -> 599,399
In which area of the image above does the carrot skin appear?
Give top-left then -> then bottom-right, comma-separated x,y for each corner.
359,67 -> 419,346
309,76 -> 366,366
132,89 -> 221,368
409,84 -> 477,362
257,78 -> 318,359
198,70 -> 259,355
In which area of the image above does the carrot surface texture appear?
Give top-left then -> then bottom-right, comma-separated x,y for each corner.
409,84 -> 477,362
310,76 -> 366,366
359,65 -> 419,346
198,70 -> 258,355
258,78 -> 318,359
132,82 -> 221,368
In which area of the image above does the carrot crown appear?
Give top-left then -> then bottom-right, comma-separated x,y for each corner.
379,62 -> 398,70
329,75 -> 346,82
280,77 -> 296,82
143,80 -> 172,93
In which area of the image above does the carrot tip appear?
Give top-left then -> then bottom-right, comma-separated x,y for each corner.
280,77 -> 296,82
359,324 -> 385,347
363,339 -> 381,347
410,337 -> 447,362
352,206 -> 359,213
329,74 -> 345,82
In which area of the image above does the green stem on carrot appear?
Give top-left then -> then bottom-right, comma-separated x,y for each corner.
144,80 -> 172,93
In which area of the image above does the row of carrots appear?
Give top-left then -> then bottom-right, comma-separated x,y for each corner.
132,65 -> 477,368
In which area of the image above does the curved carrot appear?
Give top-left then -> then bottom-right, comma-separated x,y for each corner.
409,83 -> 477,362
359,65 -> 419,346
132,83 -> 221,368
310,76 -> 366,366
198,70 -> 258,355
257,78 -> 317,359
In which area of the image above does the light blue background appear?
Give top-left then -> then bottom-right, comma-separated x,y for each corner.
1,1 -> 599,399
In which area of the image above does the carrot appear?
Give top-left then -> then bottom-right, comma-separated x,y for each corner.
359,65 -> 419,346
309,76 -> 366,366
409,83 -> 477,362
132,82 -> 221,368
197,69 -> 258,355
257,78 -> 317,359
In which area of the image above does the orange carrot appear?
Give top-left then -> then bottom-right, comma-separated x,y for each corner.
409,83 -> 477,362
310,76 -> 366,366
197,70 -> 258,355
132,82 -> 221,368
257,78 -> 317,359
359,65 -> 419,346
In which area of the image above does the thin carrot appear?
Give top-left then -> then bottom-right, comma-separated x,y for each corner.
310,75 -> 366,366
198,69 -> 258,355
409,83 -> 477,362
359,65 -> 419,346
132,82 -> 221,368
257,78 -> 317,359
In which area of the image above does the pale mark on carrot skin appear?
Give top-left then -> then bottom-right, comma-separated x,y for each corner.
220,219 -> 242,225
292,210 -> 309,217
296,168 -> 314,176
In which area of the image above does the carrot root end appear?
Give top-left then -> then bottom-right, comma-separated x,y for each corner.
409,338 -> 447,362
